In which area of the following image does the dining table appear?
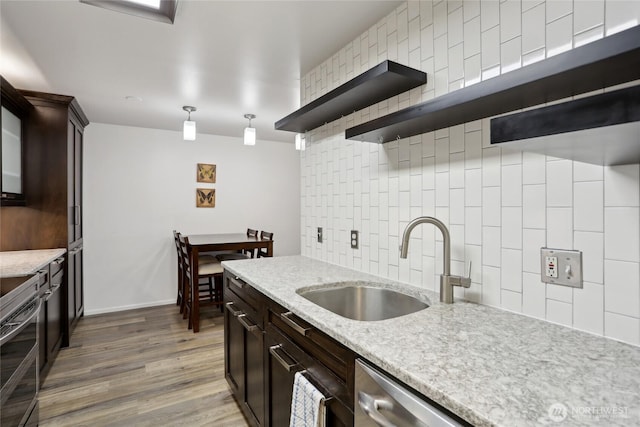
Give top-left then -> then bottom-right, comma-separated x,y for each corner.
186,233 -> 273,332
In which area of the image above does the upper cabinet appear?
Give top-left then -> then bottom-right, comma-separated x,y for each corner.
345,26 -> 640,151
275,60 -> 426,134
1,76 -> 33,205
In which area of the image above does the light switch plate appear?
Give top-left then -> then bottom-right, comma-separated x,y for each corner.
350,230 -> 359,249
540,248 -> 583,288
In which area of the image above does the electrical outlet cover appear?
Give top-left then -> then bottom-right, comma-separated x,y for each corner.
540,248 -> 583,288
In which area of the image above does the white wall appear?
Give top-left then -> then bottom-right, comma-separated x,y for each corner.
300,1 -> 640,346
84,123 -> 300,315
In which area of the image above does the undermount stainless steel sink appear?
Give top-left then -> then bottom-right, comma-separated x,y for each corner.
297,283 -> 429,321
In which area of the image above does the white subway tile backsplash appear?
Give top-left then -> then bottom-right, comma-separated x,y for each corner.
522,228 -> 546,273
482,265 -> 501,306
574,231 -> 604,284
604,260 -> 640,318
522,3 -> 546,54
481,26 -> 500,70
604,207 -> 640,263
502,290 -> 523,312
502,164 -> 522,207
483,226 -> 501,267
546,160 -> 573,207
546,0 -> 572,23
547,14 -> 573,57
605,0 -> 640,36
574,181 -> 604,232
604,165 -> 640,207
573,161 -> 603,182
301,0 -> 640,348
547,207 -> 573,248
502,207 -> 522,249
573,282 -> 604,335
463,16 -> 481,58
547,299 -> 573,327
481,0 -> 500,31
523,272 -> 546,318
523,184 -> 546,229
604,312 -> 640,346
501,248 -> 522,292
465,169 -> 482,206
483,186 -> 501,227
500,0 -> 522,42
501,36 -> 522,73
574,0 -> 604,34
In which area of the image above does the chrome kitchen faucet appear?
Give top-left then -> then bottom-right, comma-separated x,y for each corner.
400,216 -> 471,304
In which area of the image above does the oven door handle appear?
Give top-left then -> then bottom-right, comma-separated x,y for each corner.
0,298 -> 41,346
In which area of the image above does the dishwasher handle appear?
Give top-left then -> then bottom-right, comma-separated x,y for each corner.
358,391 -> 396,427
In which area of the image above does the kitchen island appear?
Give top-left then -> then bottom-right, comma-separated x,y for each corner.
222,255 -> 640,427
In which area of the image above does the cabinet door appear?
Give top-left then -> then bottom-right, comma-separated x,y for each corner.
47,280 -> 63,357
243,315 -> 264,427
74,127 -> 82,240
266,336 -> 297,427
224,302 -> 245,398
74,247 -> 83,319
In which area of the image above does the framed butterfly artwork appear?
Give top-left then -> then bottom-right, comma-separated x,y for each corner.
196,188 -> 215,208
197,163 -> 216,183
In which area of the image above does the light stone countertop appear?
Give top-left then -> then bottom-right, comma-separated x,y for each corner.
222,255 -> 640,427
0,249 -> 67,277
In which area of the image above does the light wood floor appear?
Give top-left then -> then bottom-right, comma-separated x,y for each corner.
39,304 -> 248,427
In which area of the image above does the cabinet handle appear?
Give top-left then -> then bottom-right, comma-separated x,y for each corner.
281,312 -> 311,336
237,314 -> 259,332
269,345 -> 298,372
229,276 -> 245,289
53,257 -> 65,265
226,302 -> 243,317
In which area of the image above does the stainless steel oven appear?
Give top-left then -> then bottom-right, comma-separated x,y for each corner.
1,273 -> 42,427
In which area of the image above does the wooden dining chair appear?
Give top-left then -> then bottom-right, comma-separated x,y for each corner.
256,230 -> 273,258
242,228 -> 259,258
179,235 -> 224,330
173,230 -> 216,314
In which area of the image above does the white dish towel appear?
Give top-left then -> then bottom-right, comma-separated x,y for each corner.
289,371 -> 327,427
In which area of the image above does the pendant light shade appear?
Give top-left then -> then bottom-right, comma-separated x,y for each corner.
183,106 -> 196,141
244,113 -> 256,146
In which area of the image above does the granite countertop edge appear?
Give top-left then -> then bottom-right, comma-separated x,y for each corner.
222,255 -> 640,427
0,248 -> 68,277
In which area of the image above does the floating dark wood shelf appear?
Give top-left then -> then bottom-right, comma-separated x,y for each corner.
491,85 -> 640,165
275,60 -> 426,133
346,25 -> 640,144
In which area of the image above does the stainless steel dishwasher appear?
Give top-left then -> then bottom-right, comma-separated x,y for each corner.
355,359 -> 467,427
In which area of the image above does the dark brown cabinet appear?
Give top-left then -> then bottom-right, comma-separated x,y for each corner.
223,271 -> 355,427
16,89 -> 89,347
37,256 -> 65,384
224,275 -> 265,427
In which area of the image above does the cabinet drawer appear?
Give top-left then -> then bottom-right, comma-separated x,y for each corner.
224,274 -> 263,312
268,303 -> 354,385
49,257 -> 64,277
266,324 -> 353,424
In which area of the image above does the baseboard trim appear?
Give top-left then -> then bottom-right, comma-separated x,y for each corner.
85,299 -> 175,316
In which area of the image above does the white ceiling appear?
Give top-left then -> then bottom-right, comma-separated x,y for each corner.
0,0 -> 402,143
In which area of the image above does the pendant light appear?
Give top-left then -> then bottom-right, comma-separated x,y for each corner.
183,106 -> 196,141
295,133 -> 306,151
244,114 -> 256,146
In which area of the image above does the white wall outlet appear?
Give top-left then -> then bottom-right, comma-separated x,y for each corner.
350,230 -> 359,249
545,256 -> 558,278
540,248 -> 583,288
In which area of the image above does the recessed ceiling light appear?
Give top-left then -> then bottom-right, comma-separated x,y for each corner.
80,0 -> 177,24
125,95 -> 143,102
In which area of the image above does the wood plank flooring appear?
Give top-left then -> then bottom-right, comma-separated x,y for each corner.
39,304 -> 248,427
